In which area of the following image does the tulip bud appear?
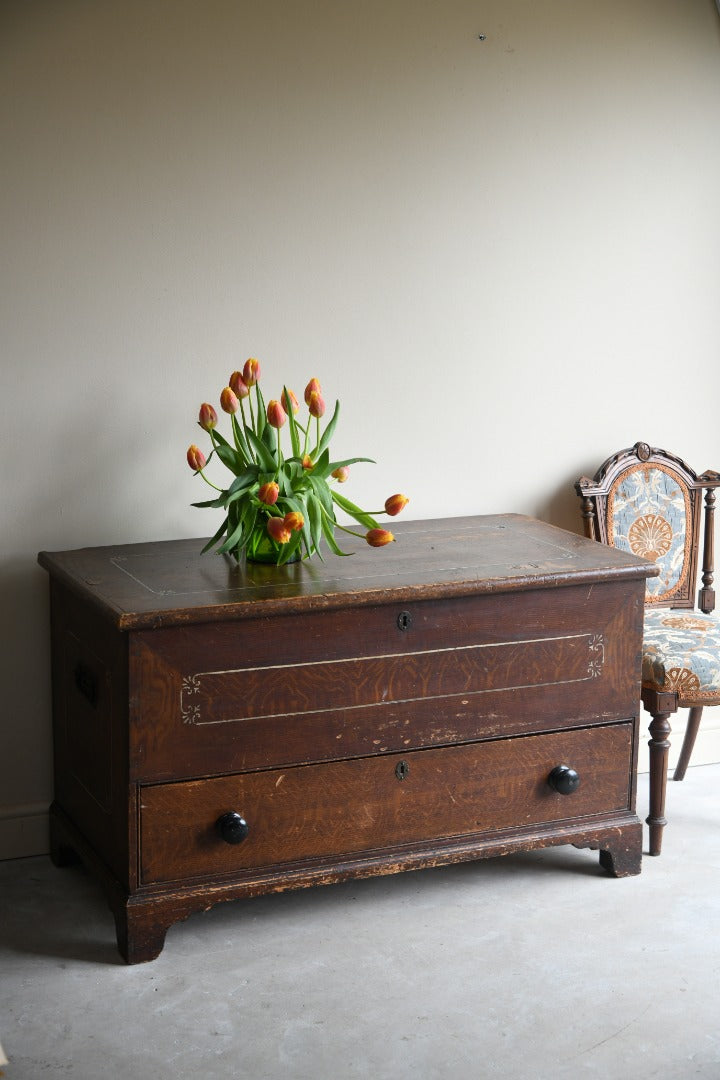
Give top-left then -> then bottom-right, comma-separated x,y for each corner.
267,399 -> 287,428
229,371 -> 250,399
384,493 -> 409,517
243,358 -> 260,387
281,388 -> 300,415
304,377 -> 322,406
366,528 -> 395,547
307,390 -> 325,419
301,455 -> 314,471
186,444 -> 206,472
331,466 -> 350,483
284,511 -> 304,532
267,515 -> 292,544
198,403 -> 218,431
258,481 -> 279,505
220,386 -> 240,414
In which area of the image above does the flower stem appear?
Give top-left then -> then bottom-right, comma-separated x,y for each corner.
198,468 -> 223,492
318,501 -> 363,539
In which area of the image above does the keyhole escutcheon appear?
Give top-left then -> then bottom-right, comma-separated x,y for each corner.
395,760 -> 410,781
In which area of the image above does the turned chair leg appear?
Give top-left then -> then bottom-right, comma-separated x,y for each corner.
673,706 -> 704,782
647,712 -> 672,856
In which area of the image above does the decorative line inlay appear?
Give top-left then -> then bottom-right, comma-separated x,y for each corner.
179,632 -> 606,726
180,675 -> 202,724
588,634 -> 605,677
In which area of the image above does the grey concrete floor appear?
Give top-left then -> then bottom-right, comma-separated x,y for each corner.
1,767 -> 719,1080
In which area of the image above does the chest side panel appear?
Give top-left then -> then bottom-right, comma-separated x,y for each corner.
48,582 -> 134,887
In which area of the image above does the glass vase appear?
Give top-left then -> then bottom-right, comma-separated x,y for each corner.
240,520 -> 302,565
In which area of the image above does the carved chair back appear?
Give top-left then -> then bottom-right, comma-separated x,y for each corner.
576,441 -> 718,614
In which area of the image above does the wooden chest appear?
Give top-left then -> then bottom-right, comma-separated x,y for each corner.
38,514 -> 655,963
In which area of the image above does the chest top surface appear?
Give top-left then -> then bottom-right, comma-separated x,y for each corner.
38,514 -> 656,631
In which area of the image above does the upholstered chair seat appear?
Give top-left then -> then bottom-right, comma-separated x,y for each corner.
642,608 -> 720,702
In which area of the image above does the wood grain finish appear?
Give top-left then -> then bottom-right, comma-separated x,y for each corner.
39,515 -> 655,963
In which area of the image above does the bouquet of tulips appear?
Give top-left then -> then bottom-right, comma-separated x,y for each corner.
186,358 -> 408,565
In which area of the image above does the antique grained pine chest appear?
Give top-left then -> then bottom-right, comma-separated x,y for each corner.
38,514 -> 655,963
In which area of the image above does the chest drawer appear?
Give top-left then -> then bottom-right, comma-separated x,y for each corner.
139,721 -> 633,885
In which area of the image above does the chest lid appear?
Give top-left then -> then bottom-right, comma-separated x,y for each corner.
38,513 -> 656,631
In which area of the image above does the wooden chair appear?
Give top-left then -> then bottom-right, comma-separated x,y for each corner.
576,441 -> 720,855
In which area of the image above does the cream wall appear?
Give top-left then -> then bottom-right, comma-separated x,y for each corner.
2,0 -> 720,858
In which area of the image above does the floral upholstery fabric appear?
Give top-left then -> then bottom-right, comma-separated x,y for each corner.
608,464 -> 691,602
642,608 -> 720,704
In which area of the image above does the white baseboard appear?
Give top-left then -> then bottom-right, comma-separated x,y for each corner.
0,803 -> 49,861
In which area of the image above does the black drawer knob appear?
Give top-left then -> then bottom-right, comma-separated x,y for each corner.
548,765 -> 580,795
216,811 -> 250,844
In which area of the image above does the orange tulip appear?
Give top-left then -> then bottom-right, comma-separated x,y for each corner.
366,529 -> 395,547
229,371 -> 249,399
307,390 -> 325,419
301,455 -> 314,470
384,494 -> 409,517
267,516 -> 292,544
198,403 -> 218,431
331,466 -> 350,483
243,357 -> 261,387
304,377 -> 321,406
220,386 -> 240,414
267,399 -> 287,428
186,444 -> 206,472
281,388 -> 300,415
258,481 -> 279,505
284,511 -> 305,532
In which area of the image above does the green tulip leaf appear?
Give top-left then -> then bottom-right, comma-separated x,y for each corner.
307,473 -> 334,517
320,511 -> 351,556
246,429 -> 276,472
284,386 -> 301,458
210,429 -> 231,449
255,384 -> 267,438
228,466 -> 259,493
201,516 -> 229,554
262,423 -> 277,455
315,399 -> 340,459
213,441 -> 244,475
327,457 -> 375,473
331,489 -> 379,530
309,449 -> 332,479
231,413 -> 252,464
277,531 -> 303,565
218,512 -> 249,554
307,494 -> 323,554
191,495 -> 228,509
